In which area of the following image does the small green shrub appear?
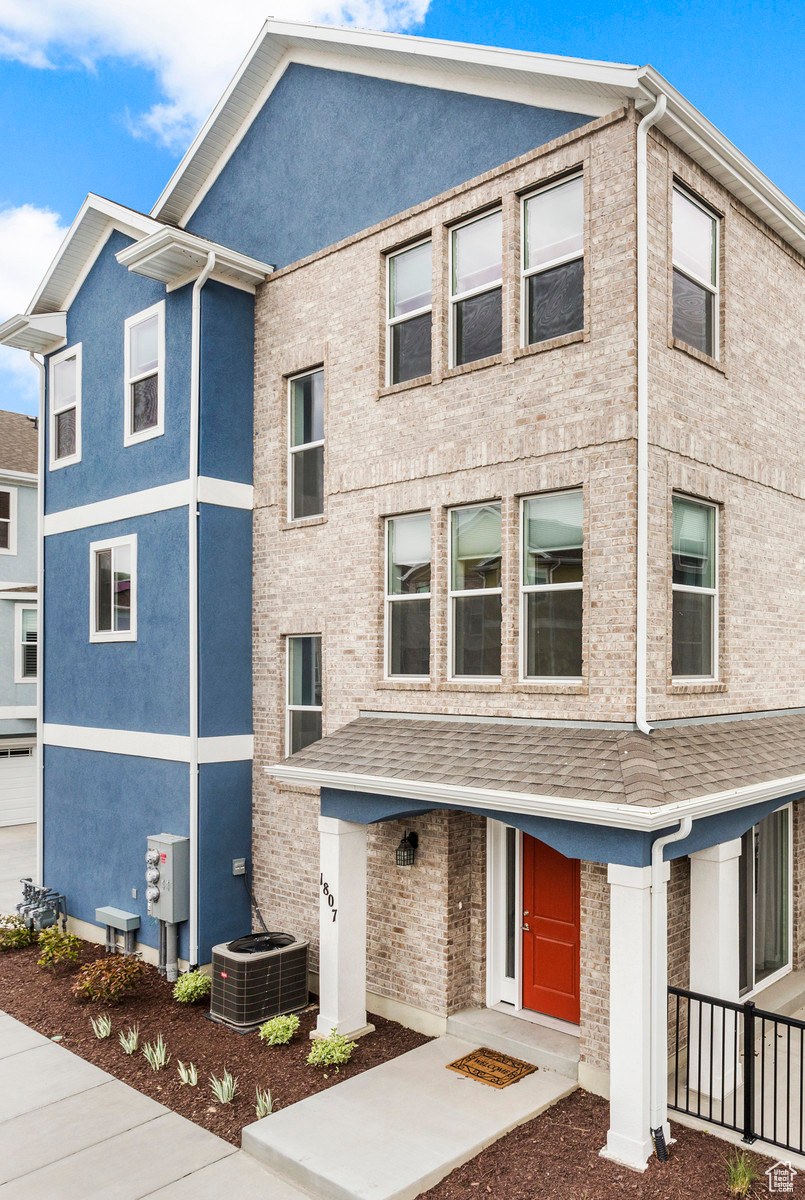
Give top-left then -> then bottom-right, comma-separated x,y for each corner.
37,927 -> 81,972
142,1033 -> 170,1071
90,1014 -> 112,1039
258,1013 -> 300,1046
172,971 -> 211,1004
119,1025 -> 139,1055
210,1068 -> 238,1104
726,1148 -> 759,1197
0,914 -> 38,951
255,1086 -> 273,1118
72,955 -> 146,1004
306,1031 -> 357,1071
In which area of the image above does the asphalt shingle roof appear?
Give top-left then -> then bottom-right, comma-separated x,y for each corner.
0,410 -> 37,475
278,713 -> 805,810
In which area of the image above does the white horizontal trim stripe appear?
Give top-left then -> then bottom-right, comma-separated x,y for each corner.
44,476 -> 253,535
269,762 -> 805,833
0,706 -> 37,719
197,477 -> 253,510
43,723 -> 253,763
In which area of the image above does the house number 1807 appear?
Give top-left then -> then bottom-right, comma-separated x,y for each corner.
320,874 -> 337,922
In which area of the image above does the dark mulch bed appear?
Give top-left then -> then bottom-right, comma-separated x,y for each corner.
0,942 -> 429,1145
421,1089 -> 805,1199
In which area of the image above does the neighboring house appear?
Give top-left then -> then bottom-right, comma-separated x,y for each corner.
5,18 -> 805,1172
0,409 -> 38,826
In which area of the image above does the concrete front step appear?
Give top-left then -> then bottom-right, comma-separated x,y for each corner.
242,1034 -> 576,1200
446,1007 -> 579,1081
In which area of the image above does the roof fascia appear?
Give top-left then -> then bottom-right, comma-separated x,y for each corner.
0,311 -> 67,354
115,226 -> 273,293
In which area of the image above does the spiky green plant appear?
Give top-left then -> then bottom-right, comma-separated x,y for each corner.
90,1014 -> 112,1039
725,1148 -> 759,1197
210,1068 -> 238,1104
177,1060 -> 198,1086
255,1086 -> 273,1118
119,1025 -> 139,1055
142,1033 -> 170,1071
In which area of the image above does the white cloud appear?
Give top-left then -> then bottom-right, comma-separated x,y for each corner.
0,204 -> 68,416
0,0 -> 432,151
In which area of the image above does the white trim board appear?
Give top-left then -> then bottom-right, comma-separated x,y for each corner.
43,723 -> 253,763
44,476 -> 253,536
0,706 -> 36,719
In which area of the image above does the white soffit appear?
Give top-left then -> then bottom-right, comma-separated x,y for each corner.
0,311 -> 66,354
115,227 -> 273,292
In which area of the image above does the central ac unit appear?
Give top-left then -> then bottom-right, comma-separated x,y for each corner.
209,933 -> 309,1030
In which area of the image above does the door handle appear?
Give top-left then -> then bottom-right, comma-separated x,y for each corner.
521,923 -> 530,932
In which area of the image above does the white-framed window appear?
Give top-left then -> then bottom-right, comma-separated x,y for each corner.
286,635 -> 322,755
0,486 -> 17,555
739,805 -> 792,996
0,746 -> 33,759
449,209 -> 503,368
13,604 -> 37,682
385,512 -> 431,678
449,501 -> 502,679
521,174 -> 584,347
672,185 -> 719,358
386,239 -> 432,385
521,489 -> 583,680
288,368 -> 324,520
671,494 -> 717,679
49,343 -> 82,469
89,535 -> 137,643
124,301 -> 165,445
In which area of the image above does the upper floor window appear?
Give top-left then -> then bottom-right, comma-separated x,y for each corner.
14,604 -> 37,682
672,187 -> 719,359
521,490 -> 583,679
387,241 -> 432,385
124,302 -> 164,445
287,635 -> 322,754
450,210 -> 502,367
49,344 -> 81,469
288,368 -> 324,520
90,535 -> 136,643
386,512 -> 431,678
449,502 -> 502,678
522,175 -> 584,346
0,487 -> 17,554
672,495 -> 717,678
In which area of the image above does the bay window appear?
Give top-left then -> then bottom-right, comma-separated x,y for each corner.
450,502 -> 502,678
288,368 -> 324,520
387,240 -> 432,384
287,635 -> 322,754
450,210 -> 502,367
522,175 -> 584,345
90,535 -> 136,642
672,495 -> 717,679
672,186 -> 719,358
386,512 -> 431,677
521,490 -> 583,678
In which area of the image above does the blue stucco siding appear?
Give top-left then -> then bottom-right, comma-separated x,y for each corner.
45,231 -> 192,514
188,64 -> 591,267
199,283 -> 254,486
43,746 -> 190,958
198,503 -> 252,738
198,760 -> 252,955
43,508 -> 189,733
320,787 -> 803,867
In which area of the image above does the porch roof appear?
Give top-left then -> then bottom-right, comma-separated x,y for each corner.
270,711 -> 805,830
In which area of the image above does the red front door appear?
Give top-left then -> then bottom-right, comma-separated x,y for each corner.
522,835 -> 580,1023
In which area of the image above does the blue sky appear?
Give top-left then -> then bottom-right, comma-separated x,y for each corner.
1,0 -> 802,414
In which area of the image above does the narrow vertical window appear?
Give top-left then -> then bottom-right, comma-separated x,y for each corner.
522,490 -> 583,678
287,635 -> 322,754
386,512 -> 431,677
672,187 -> 719,358
387,241 -> 432,385
14,605 -> 37,681
522,175 -> 584,345
739,807 -> 791,995
450,210 -> 502,367
289,368 -> 324,520
49,344 -> 81,468
124,302 -> 164,444
672,495 -> 717,678
0,487 -> 16,553
90,536 -> 137,642
450,502 -> 502,677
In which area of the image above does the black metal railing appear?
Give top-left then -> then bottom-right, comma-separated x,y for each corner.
669,985 -> 805,1155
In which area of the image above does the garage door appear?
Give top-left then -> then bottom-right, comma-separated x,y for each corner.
0,744 -> 36,826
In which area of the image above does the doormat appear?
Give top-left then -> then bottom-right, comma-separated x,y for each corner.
446,1046 -> 537,1089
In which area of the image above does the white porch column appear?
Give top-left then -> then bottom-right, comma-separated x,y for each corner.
314,816 -> 374,1041
688,838 -> 742,1096
601,863 -> 657,1171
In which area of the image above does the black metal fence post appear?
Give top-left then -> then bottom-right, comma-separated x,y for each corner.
743,1001 -> 756,1144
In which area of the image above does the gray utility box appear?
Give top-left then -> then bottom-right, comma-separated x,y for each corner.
145,834 -> 189,924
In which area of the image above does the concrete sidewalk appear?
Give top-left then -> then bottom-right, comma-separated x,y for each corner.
0,1010 -> 307,1199
0,823 -> 34,915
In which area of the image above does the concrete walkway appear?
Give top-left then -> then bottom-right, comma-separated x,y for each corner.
0,823 -> 35,915
0,1011 -> 307,1198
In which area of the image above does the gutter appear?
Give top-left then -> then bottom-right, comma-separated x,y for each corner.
29,352 -> 45,886
635,91 -> 666,737
188,251 -> 216,968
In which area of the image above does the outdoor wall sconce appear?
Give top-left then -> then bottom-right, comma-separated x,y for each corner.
396,832 -> 419,866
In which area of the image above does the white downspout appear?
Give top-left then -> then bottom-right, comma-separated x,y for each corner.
188,251 -> 216,968
635,92 -> 667,737
649,815 -> 692,1153
29,353 -> 45,886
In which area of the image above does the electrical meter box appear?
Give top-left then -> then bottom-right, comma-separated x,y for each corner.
145,834 -> 189,924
